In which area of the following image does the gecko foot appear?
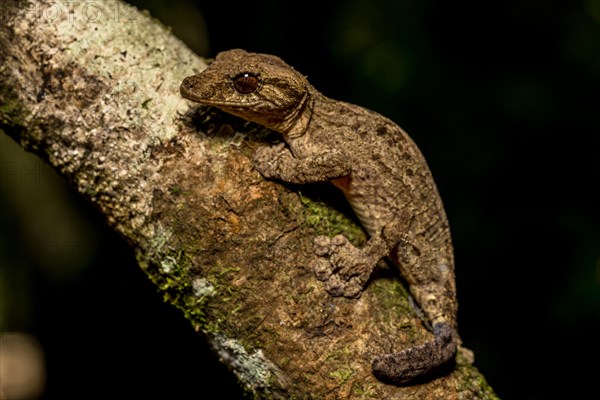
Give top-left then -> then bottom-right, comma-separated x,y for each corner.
252,142 -> 287,179
311,235 -> 374,298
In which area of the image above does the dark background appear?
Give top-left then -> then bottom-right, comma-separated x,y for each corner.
1,0 -> 599,398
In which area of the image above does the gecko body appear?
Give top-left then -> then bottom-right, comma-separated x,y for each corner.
180,49 -> 459,384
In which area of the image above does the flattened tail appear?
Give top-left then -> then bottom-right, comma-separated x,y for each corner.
372,322 -> 458,385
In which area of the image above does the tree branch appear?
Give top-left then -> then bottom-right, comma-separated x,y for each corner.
0,1 -> 497,398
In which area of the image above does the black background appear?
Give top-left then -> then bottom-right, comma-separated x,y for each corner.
1,0 -> 599,398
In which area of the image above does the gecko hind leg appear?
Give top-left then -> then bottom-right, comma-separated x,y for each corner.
311,212 -> 413,298
311,235 -> 376,298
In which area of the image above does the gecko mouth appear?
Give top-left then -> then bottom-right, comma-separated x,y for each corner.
179,77 -> 255,106
180,87 -> 260,108
200,99 -> 261,108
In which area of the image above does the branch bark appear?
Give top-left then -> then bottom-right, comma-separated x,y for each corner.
0,1 -> 498,398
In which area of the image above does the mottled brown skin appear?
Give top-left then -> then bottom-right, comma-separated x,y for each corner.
180,49 -> 458,385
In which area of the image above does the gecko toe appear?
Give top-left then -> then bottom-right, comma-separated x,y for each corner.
343,279 -> 364,298
324,275 -> 345,297
313,235 -> 332,256
331,235 -> 348,246
312,259 -> 333,281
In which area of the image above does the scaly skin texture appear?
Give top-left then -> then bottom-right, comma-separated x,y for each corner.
180,49 -> 459,385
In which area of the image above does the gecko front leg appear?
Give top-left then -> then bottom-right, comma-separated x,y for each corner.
252,143 -> 351,184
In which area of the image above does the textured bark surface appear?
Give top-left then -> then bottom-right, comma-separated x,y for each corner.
0,1 -> 498,398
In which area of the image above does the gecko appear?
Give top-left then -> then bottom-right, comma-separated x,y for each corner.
180,49 -> 459,385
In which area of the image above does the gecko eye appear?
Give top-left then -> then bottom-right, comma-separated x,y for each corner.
232,73 -> 260,94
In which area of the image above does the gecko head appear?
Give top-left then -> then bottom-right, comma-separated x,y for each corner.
180,49 -> 311,133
